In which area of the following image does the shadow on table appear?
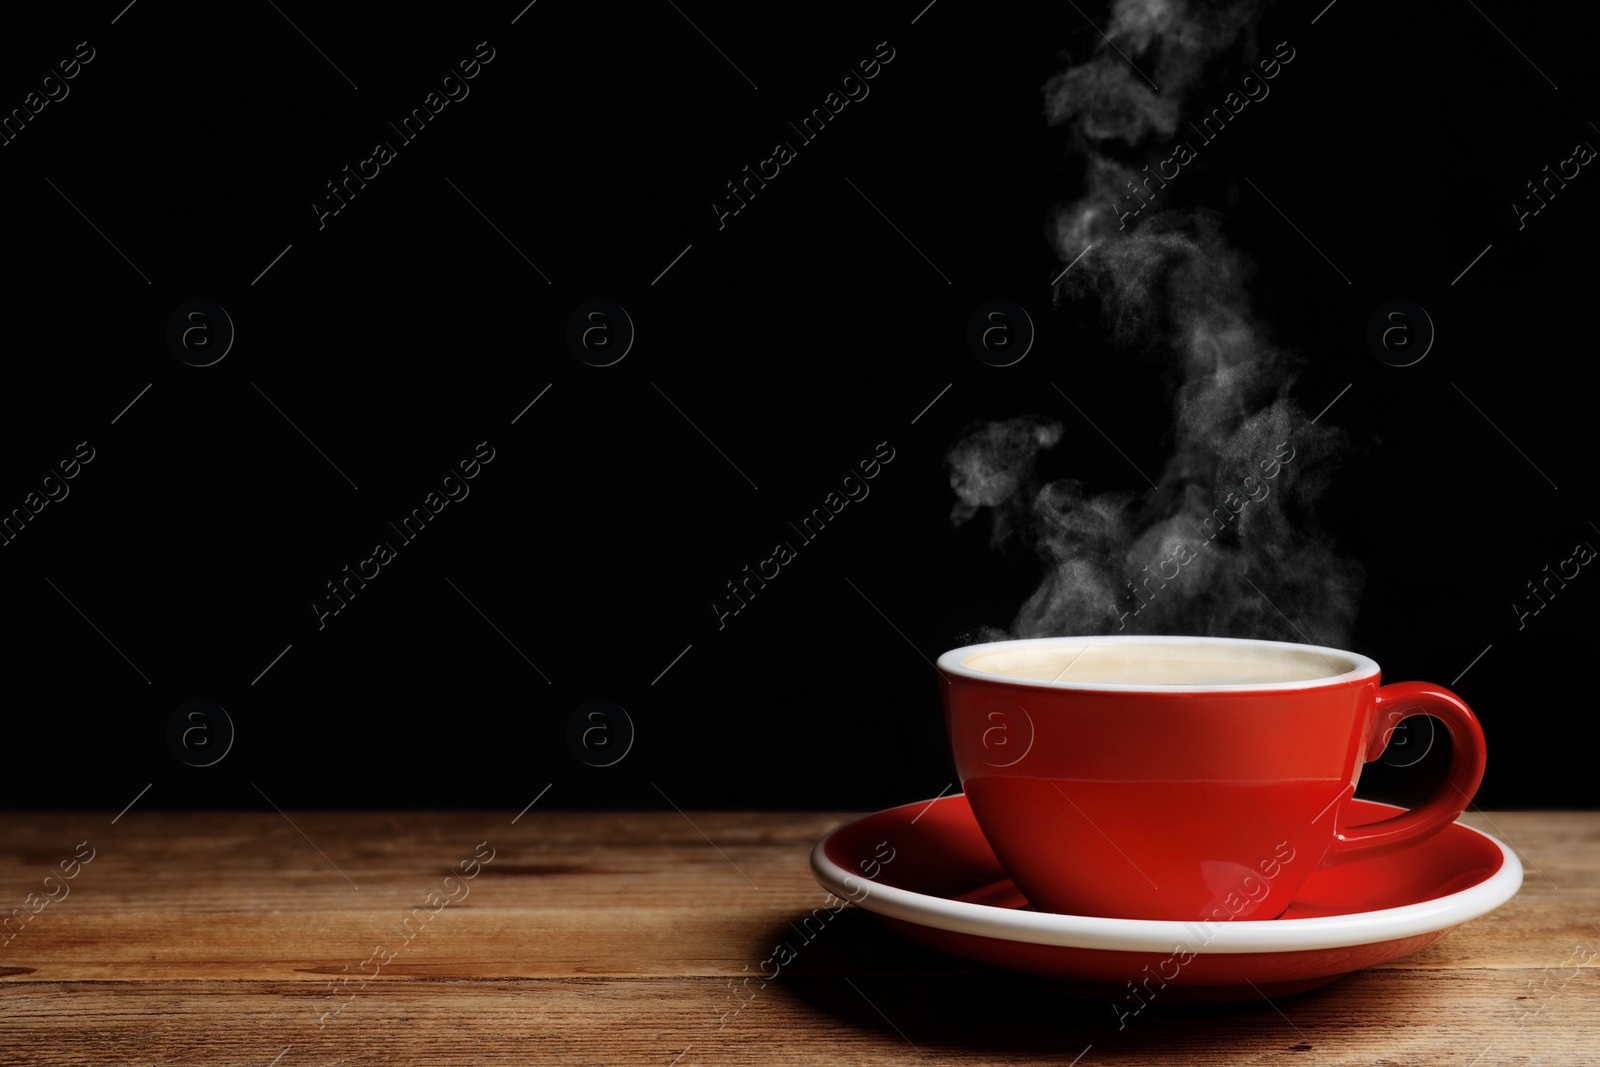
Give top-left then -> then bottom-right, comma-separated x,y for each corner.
758,910 -> 1368,1057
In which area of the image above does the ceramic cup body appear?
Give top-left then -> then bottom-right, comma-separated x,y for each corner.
938,635 -> 1487,921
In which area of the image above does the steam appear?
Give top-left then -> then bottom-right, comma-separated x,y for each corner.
950,0 -> 1362,647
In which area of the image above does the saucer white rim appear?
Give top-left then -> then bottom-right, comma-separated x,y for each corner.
811,797 -> 1522,955
936,634 -> 1380,693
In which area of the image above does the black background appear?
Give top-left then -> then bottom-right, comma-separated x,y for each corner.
1,1 -> 1595,813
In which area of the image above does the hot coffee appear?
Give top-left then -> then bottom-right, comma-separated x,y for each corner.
961,641 -> 1349,686
939,635 -> 1487,921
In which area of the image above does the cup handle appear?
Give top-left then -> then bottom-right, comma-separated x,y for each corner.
1321,681 -> 1487,866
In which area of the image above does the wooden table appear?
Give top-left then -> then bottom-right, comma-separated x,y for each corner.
1,809 -> 1594,1066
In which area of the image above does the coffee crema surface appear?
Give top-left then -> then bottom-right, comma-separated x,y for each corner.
961,643 -> 1357,685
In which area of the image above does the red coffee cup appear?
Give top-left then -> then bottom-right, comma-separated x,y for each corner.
937,635 -> 1487,921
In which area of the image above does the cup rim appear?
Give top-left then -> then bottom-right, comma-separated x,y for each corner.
936,634 -> 1381,693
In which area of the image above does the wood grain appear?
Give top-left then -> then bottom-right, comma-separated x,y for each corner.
0,810 -> 1594,1066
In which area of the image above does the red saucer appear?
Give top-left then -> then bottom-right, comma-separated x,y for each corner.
812,794 -> 1520,1002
